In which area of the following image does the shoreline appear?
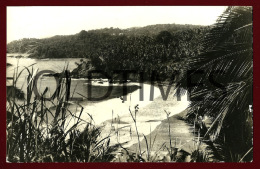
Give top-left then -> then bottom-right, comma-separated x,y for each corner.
61,82 -> 189,150
96,85 -> 190,149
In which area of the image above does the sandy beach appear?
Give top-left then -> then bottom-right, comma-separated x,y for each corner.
59,82 -> 191,151
95,84 -> 191,150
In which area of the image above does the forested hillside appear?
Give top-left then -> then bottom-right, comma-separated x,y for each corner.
7,24 -> 207,58
7,24 -> 209,80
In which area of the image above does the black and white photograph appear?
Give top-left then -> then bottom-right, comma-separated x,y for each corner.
6,6 -> 253,162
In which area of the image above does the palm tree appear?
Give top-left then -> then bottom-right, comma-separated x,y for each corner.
177,6 -> 253,162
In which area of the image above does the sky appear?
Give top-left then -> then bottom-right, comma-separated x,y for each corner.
7,6 -> 227,43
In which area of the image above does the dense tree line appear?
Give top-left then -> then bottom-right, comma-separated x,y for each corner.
7,24 -> 206,58
7,24 -> 209,81
87,28 -> 208,81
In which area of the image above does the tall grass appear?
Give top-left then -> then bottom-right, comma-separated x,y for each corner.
6,65 -> 117,162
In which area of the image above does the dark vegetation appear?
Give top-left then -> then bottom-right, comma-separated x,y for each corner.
7,24 -> 204,56
6,66 -> 120,162
7,24 -> 209,81
177,6 -> 253,162
6,6 -> 253,162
